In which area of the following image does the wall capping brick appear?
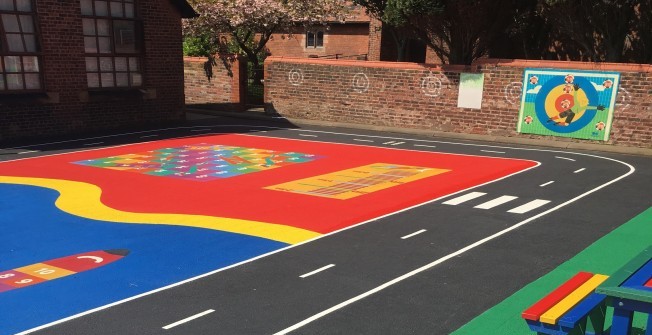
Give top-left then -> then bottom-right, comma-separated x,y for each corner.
265,56 -> 476,72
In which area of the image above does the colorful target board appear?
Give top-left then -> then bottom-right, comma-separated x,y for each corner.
517,69 -> 620,141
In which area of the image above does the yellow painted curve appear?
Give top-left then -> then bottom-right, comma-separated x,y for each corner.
0,176 -> 320,244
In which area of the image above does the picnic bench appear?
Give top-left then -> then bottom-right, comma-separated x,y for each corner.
522,272 -> 609,335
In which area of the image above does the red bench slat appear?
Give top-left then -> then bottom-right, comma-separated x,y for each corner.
645,278 -> 652,288
522,272 -> 594,321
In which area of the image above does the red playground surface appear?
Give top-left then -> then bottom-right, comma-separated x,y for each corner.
0,134 -> 537,238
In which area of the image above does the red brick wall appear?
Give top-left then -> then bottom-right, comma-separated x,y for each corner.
265,57 -> 652,149
266,23 -> 370,59
0,0 -> 186,142
184,55 -> 246,111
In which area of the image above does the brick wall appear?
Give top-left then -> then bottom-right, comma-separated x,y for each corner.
265,57 -> 652,149
0,0 -> 186,143
184,55 -> 246,111
266,24 -> 370,59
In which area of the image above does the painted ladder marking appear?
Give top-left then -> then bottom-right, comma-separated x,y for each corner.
382,141 -> 397,145
507,200 -> 551,214
442,192 -> 487,205
401,229 -> 427,240
162,309 -> 215,330
300,264 -> 335,279
540,181 -> 555,187
353,139 -> 374,143
474,196 -> 518,209
555,156 -> 576,162
298,134 -> 318,138
574,168 -> 586,174
481,150 -> 506,154
414,144 -> 437,149
83,142 -> 104,146
390,142 -> 406,146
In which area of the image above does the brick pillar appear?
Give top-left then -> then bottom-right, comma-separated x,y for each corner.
367,18 -> 383,61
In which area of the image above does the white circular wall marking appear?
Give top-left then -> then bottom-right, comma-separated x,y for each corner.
288,69 -> 304,86
352,73 -> 370,93
504,82 -> 523,103
421,74 -> 442,97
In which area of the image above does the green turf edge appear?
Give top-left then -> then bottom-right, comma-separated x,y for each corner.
452,207 -> 652,335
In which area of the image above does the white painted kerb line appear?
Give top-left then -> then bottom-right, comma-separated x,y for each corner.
442,192 -> 486,205
555,156 -> 576,161
300,264 -> 335,278
162,309 -> 215,330
539,181 -> 555,187
401,229 -> 427,240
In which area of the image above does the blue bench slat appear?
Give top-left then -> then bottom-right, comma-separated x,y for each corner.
558,292 -> 606,329
622,259 -> 652,287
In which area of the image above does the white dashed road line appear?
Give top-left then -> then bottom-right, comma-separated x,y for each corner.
574,168 -> 586,174
401,230 -> 427,240
413,144 -> 437,149
539,181 -> 555,187
555,156 -> 576,161
474,195 -> 518,209
83,142 -> 104,146
300,264 -> 336,279
162,310 -> 215,330
481,150 -> 506,154
442,192 -> 487,205
507,200 -> 551,214
299,134 -> 318,138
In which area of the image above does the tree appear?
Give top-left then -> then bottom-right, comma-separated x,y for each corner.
184,0 -> 349,73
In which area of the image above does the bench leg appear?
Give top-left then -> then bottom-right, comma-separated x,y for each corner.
585,302 -> 607,335
610,308 -> 633,335
646,313 -> 652,335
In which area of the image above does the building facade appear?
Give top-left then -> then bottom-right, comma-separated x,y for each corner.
0,0 -> 196,142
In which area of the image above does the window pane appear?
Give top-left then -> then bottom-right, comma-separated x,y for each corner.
6,34 -> 25,52
24,34 -> 36,52
80,0 -> 93,15
16,0 -> 31,11
0,75 -> 5,90
100,72 -> 114,87
86,57 -> 98,71
316,31 -> 324,47
87,73 -> 100,87
110,1 -> 123,17
22,56 -> 39,72
94,0 -> 108,16
114,20 -> 136,53
84,36 -> 97,53
82,18 -> 96,35
0,0 -> 14,11
98,36 -> 111,53
24,73 -> 40,89
7,74 -> 24,90
116,72 -> 128,87
2,14 -> 20,33
99,57 -> 113,71
4,56 -> 21,72
19,15 -> 34,33
130,72 -> 141,86
115,57 -> 127,71
128,57 -> 139,71
125,3 -> 134,18
306,32 -> 314,47
96,19 -> 110,36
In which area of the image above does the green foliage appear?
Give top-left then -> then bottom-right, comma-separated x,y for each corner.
182,34 -> 215,57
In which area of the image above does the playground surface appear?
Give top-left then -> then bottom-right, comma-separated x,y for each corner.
1,119 -> 651,334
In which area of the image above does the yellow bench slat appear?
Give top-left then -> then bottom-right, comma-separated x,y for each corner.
539,274 -> 609,324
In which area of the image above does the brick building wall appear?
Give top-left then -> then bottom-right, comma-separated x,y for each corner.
184,56 -> 246,111
265,23 -> 370,59
265,57 -> 652,149
0,0 -> 188,143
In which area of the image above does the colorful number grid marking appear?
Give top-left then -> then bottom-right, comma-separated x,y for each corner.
74,144 -> 323,181
266,163 -> 450,200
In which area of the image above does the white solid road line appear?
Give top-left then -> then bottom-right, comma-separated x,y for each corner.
442,192 -> 487,205
481,150 -> 506,154
162,309 -> 215,330
507,200 -> 551,214
474,195 -> 518,209
401,229 -> 427,240
539,181 -> 555,187
353,139 -> 374,143
300,264 -> 336,278
555,156 -> 576,161
574,168 -> 586,174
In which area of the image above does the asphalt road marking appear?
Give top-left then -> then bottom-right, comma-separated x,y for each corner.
442,192 -> 487,205
353,139 -> 374,143
481,150 -> 506,154
574,168 -> 586,174
401,229 -> 427,240
474,195 -> 518,209
507,200 -> 551,214
540,181 -> 555,187
555,156 -> 576,162
300,264 -> 335,278
162,309 -> 215,330
299,134 -> 318,138
413,144 -> 437,149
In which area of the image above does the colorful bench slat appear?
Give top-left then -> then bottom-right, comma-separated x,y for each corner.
540,274 -> 609,324
645,278 -> 652,288
522,272 -> 594,321
558,293 -> 606,329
